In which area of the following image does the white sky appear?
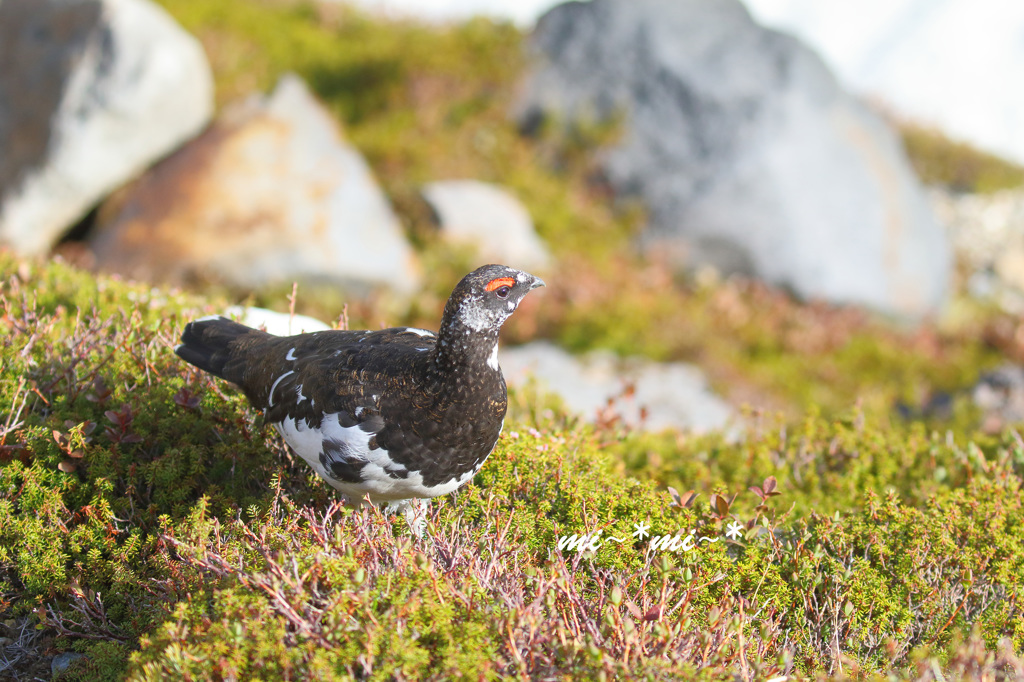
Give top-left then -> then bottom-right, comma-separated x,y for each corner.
744,0 -> 1024,162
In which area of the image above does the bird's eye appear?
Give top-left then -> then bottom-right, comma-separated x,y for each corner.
495,285 -> 512,298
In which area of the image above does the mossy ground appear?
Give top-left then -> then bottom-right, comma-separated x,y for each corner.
3,1 -> 1024,679
2,253 -> 1023,680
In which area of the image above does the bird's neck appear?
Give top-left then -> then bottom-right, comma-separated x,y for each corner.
430,311 -> 500,377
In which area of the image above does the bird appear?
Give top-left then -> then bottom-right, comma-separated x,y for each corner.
174,264 -> 544,533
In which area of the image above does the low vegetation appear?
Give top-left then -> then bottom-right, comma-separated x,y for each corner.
901,122 -> 1024,194
2,252 -> 1023,680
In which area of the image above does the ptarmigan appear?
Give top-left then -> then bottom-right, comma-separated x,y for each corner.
175,264 -> 544,532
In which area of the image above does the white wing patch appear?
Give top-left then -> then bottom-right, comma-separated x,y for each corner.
286,347 -> 298,361
403,327 -> 435,338
268,371 -> 295,407
296,384 -> 307,403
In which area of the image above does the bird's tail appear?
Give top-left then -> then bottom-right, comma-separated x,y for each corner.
175,316 -> 260,384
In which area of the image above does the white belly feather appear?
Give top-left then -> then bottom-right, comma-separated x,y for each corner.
275,413 -> 486,502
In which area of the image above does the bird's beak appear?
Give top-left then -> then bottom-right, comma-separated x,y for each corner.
528,275 -> 546,290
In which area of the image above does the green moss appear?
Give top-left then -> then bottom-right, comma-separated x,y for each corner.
901,122 -> 1024,193
607,407 -> 1024,518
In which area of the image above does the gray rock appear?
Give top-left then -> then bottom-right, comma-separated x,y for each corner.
973,364 -> 1024,429
422,180 -> 551,271
518,0 -> 950,318
500,341 -> 733,434
0,0 -> 213,255
51,651 -> 87,677
90,74 -> 421,294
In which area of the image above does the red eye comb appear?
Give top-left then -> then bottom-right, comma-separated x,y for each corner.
485,277 -> 515,292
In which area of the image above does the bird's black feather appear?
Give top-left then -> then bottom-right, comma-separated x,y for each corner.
174,264 -> 544,500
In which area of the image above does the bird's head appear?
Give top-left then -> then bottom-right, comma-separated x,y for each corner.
442,264 -> 545,336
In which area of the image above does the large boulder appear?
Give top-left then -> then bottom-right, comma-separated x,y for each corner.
518,0 -> 950,318
0,0 -> 213,255
422,180 -> 551,272
90,74 -> 421,293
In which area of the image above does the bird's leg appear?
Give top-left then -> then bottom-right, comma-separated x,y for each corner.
345,494 -> 365,510
385,498 -> 431,538
406,498 -> 431,538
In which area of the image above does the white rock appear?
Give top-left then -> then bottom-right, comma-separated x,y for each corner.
223,306 -> 332,336
933,189 -> 1024,270
0,0 -> 213,255
422,180 -> 551,271
933,188 -> 1024,310
90,74 -> 421,294
341,0 -> 557,26
500,341 -> 734,434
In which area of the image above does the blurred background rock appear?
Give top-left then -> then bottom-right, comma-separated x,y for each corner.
0,0 -> 213,255
2,0 -> 1024,430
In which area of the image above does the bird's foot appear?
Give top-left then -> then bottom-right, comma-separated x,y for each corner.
385,498 -> 431,538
